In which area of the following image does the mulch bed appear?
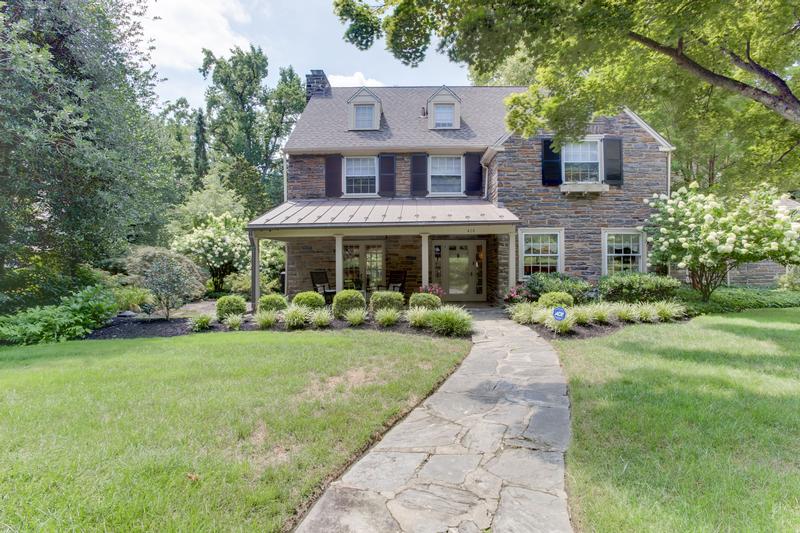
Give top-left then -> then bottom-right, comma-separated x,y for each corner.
522,317 -> 690,341
85,314 -> 443,341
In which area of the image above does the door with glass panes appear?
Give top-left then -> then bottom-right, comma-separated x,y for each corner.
431,240 -> 486,301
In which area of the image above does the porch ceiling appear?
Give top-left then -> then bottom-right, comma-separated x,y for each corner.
248,198 -> 518,232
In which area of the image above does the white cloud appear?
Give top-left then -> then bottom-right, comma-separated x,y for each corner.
327,72 -> 386,87
143,0 -> 251,71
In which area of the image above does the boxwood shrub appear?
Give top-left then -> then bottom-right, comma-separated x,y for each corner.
258,293 -> 287,311
598,272 -> 681,303
370,291 -> 405,312
292,291 -> 326,309
216,295 -> 246,318
332,289 -> 366,318
537,291 -> 574,308
525,272 -> 591,303
408,292 -> 441,309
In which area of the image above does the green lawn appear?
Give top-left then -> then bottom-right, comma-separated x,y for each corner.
555,308 -> 800,532
0,330 -> 470,531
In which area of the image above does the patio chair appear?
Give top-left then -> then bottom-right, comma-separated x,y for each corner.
385,271 -> 407,293
310,271 -> 337,304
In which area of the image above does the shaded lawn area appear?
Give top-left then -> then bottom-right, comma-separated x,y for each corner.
554,308 -> 800,532
0,330 -> 470,531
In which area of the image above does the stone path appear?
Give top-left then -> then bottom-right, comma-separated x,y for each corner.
296,308 -> 572,533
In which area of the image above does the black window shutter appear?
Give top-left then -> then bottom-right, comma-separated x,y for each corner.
324,155 -> 342,197
378,154 -> 396,197
542,139 -> 562,186
604,138 -> 623,186
411,154 -> 428,196
464,152 -> 483,196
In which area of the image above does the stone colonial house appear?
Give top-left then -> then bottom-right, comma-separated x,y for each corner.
248,70 -> 790,305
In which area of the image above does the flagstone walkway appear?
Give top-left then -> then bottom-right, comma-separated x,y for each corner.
296,308 -> 573,533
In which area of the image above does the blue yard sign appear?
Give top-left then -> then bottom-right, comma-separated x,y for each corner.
552,307 -> 567,321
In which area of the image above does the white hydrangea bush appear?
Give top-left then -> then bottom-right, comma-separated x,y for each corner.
641,182 -> 800,301
172,213 -> 250,291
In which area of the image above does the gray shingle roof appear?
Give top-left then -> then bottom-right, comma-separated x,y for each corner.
284,86 -> 526,153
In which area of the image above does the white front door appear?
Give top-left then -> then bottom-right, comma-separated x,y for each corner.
431,240 -> 486,302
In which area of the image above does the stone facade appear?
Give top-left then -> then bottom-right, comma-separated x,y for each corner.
491,113 -> 669,283
728,261 -> 786,287
287,153 -> 415,199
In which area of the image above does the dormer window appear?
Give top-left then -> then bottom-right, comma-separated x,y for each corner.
354,104 -> 374,129
427,86 -> 461,130
348,87 -> 381,130
433,103 -> 455,128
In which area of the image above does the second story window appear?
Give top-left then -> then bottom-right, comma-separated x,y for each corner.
429,155 -> 463,194
344,157 -> 377,195
433,103 -> 455,128
354,104 -> 375,129
563,141 -> 600,183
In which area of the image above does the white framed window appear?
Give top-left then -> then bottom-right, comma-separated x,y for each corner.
519,228 -> 564,276
433,103 -> 455,128
343,156 -> 378,196
563,140 -> 601,183
428,155 -> 464,195
602,229 -> 644,274
353,104 -> 375,129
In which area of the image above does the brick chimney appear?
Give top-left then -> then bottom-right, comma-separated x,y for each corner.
305,69 -> 331,101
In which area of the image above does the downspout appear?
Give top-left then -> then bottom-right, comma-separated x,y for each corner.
283,151 -> 289,202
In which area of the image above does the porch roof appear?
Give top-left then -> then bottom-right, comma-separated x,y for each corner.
248,198 -> 519,230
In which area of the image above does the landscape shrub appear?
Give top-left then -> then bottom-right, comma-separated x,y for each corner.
292,291 -> 326,309
344,307 -> 367,326
615,303 -> 639,323
778,268 -> 800,291
636,303 -> 660,323
309,307 -> 333,328
427,305 -> 473,337
586,303 -> 616,324
525,272 -> 591,303
284,304 -> 308,329
0,285 -> 117,345
544,314 -> 575,335
571,306 -> 592,326
223,313 -> 243,330
375,308 -> 401,327
370,291 -> 405,312
190,314 -> 213,331
677,286 -> 800,315
408,292 -> 441,309
537,291 -> 574,308
504,283 -> 536,304
508,302 -> 539,325
258,293 -> 288,312
216,295 -> 247,319
112,286 -> 153,312
654,301 -> 686,321
332,289 -> 366,318
0,260 -> 108,314
598,272 -> 681,303
125,246 -> 206,300
142,254 -> 204,320
223,269 -> 279,297
405,306 -> 431,328
254,310 -> 278,329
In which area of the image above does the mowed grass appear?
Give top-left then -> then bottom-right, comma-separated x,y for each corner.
0,330 -> 470,531
554,308 -> 800,532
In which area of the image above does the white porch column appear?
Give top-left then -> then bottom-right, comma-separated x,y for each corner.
334,234 -> 344,292
421,233 -> 430,288
507,231 -> 517,290
249,232 -> 260,313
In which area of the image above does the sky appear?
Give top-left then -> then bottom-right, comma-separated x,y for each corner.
142,0 -> 471,108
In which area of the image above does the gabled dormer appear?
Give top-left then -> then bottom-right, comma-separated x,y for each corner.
347,87 -> 381,130
427,86 -> 461,130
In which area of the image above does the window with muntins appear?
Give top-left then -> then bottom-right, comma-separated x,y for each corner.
563,141 -> 600,183
433,103 -> 455,128
522,232 -> 560,275
354,104 -> 374,129
429,156 -> 462,194
606,232 -> 643,274
344,157 -> 377,195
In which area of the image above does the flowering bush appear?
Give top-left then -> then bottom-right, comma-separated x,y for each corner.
643,183 -> 800,301
172,213 -> 249,292
418,284 -> 445,298
504,283 -> 536,304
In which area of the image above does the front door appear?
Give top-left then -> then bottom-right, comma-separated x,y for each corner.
431,240 -> 486,301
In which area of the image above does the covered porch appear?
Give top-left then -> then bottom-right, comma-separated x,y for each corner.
247,199 -> 519,309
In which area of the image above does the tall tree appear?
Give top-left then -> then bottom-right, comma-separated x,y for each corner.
193,109 -> 210,188
0,0 -> 181,274
200,46 -> 305,211
334,0 -> 800,143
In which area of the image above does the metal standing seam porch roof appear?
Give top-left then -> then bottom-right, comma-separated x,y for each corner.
247,198 -> 519,230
